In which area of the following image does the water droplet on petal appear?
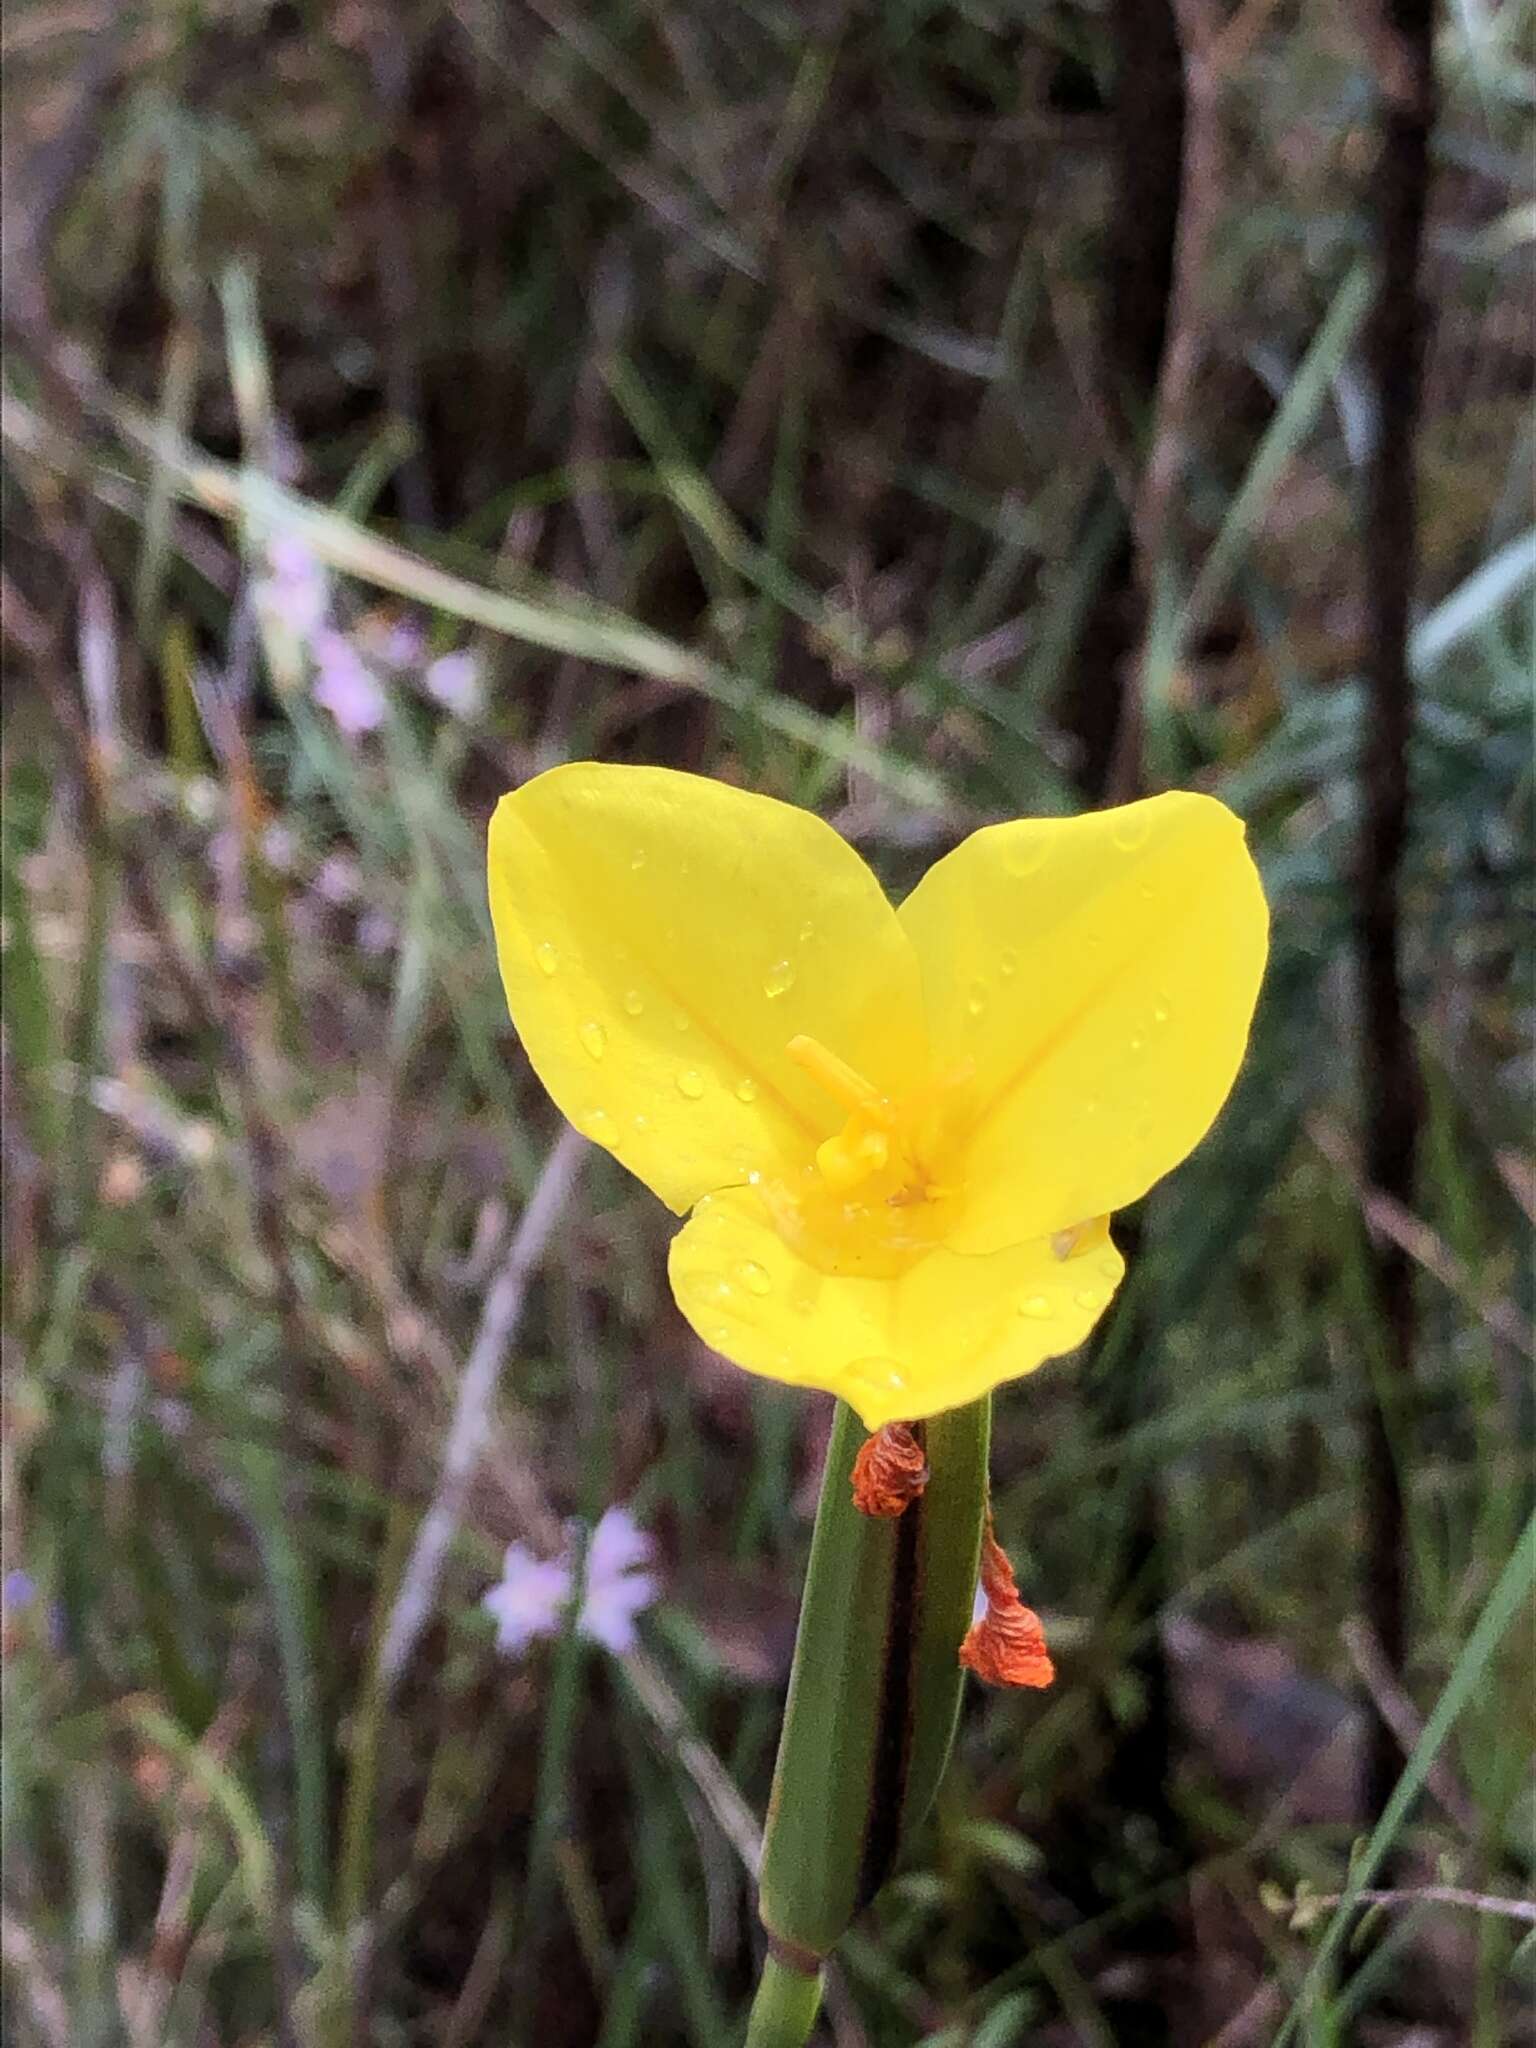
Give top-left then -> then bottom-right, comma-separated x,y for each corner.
764,960 -> 795,999
735,1077 -> 758,1103
1096,1252 -> 1119,1280
629,849 -> 647,871
967,982 -> 987,1018
677,1068 -> 705,1100
707,1322 -> 730,1346
582,1109 -> 619,1149
1111,811 -> 1151,852
1074,1287 -> 1105,1311
1000,949 -> 1018,979
1007,836 -> 1049,878
1018,1294 -> 1053,1319
535,942 -> 559,976
1129,1034 -> 1145,1055
848,1357 -> 907,1397
673,1011 -> 691,1034
580,1020 -> 606,1060
737,1260 -> 772,1296
633,1114 -> 650,1133
1153,999 -> 1171,1025
798,920 -> 815,943
622,989 -> 644,1016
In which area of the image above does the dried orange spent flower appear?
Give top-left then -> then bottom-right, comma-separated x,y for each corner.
959,1526 -> 1054,1689
850,1423 -> 929,1517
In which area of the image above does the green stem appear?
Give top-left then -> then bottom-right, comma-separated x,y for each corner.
750,1395 -> 991,1988
744,1950 -> 824,2048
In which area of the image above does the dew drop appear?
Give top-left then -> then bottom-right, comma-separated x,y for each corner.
849,1358 -> 907,1395
798,920 -> 815,943
1096,1252 -> 1120,1280
966,982 -> 987,1018
999,949 -> 1019,979
579,1020 -> 606,1060
1018,1294 -> 1053,1320
535,941 -> 559,976
763,959 -> 795,999
1074,1287 -> 1105,1312
622,988 -> 645,1016
633,1114 -> 651,1134
1111,811 -> 1151,852
673,1011 -> 691,1034
707,1322 -> 730,1347
677,1067 -> 706,1100
1153,998 -> 1171,1025
629,849 -> 647,871
582,1109 -> 619,1149
734,1077 -> 758,1103
737,1260 -> 772,1296
1129,1034 -> 1145,1055
1007,836 -> 1049,878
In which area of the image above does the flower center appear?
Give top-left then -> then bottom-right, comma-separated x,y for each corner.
754,1035 -> 962,1278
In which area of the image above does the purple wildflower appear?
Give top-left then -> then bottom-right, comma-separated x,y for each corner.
577,1507 -> 660,1654
255,534 -> 329,643
3,1570 -> 36,1613
424,649 -> 482,718
312,630 -> 386,736
482,1543 -> 572,1655
378,617 -> 428,670
481,1506 -> 659,1661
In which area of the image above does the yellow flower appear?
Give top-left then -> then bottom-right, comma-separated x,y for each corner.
488,764 -> 1267,1428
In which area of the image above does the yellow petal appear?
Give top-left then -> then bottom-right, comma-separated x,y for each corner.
669,1188 -> 1123,1428
488,764 -> 927,1213
899,792 -> 1268,1252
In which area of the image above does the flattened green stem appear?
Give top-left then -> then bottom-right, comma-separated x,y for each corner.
744,1948 -> 824,2048
754,1396 -> 991,1976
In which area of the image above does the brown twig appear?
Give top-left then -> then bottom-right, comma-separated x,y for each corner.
1292,1885 -> 1536,1927
376,1126 -> 587,1691
1341,1619 -> 1476,1833
1355,0 -> 1434,1826
1309,1117 -> 1534,1363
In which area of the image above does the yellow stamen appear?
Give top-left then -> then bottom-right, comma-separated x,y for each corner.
786,1035 -> 896,1126
816,1124 -> 891,1193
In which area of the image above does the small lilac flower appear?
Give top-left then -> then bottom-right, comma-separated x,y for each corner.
315,852 -> 361,906
255,534 -> 329,643
482,1543 -> 572,1655
356,909 -> 397,957
577,1507 -> 659,1655
378,617 -> 428,670
312,631 -> 386,736
481,1506 -> 659,1661
3,1570 -> 36,1613
261,823 -> 298,873
424,649 -> 482,718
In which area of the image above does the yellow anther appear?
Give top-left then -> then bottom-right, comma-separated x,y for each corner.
786,1035 -> 896,1126
816,1124 -> 891,1194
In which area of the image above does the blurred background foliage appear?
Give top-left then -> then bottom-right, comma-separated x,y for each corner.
2,1 -> 1533,2043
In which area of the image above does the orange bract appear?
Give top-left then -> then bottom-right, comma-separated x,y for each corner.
958,1529 -> 1055,1690
849,1424 -> 929,1518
